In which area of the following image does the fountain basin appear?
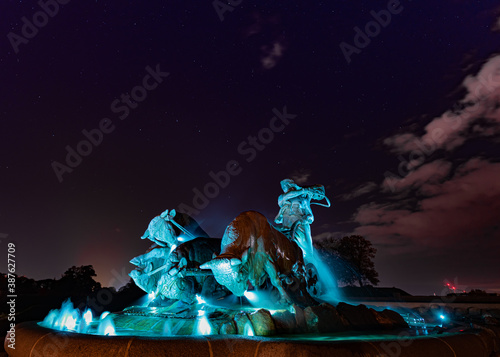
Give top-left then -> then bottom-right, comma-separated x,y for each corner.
5,321 -> 500,357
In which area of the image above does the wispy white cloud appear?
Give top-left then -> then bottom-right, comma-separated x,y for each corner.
384,55 -> 500,156
493,14 -> 500,32
353,55 -> 500,270
261,41 -> 286,70
382,160 -> 452,193
355,157 -> 500,252
242,12 -> 288,70
290,169 -> 311,185
313,231 -> 344,242
339,182 -> 378,200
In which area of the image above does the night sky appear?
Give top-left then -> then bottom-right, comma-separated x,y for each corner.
1,1 -> 499,296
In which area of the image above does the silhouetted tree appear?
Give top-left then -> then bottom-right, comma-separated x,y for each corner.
37,278 -> 57,291
56,265 -> 101,296
118,278 -> 141,294
315,235 -> 379,287
17,276 -> 38,294
314,237 -> 358,286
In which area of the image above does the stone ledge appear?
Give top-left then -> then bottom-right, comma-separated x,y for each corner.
5,321 -> 500,357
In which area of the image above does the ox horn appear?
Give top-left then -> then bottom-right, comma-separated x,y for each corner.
230,258 -> 242,266
200,260 -> 215,270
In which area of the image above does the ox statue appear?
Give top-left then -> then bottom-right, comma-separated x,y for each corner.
200,211 -> 316,306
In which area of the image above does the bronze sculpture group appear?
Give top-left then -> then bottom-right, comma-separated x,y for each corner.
129,179 -> 331,308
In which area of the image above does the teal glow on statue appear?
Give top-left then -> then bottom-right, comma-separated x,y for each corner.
129,208 -> 214,302
274,179 -> 331,262
127,180 -> 333,307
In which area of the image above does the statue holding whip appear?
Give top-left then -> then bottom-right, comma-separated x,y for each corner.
274,179 -> 330,262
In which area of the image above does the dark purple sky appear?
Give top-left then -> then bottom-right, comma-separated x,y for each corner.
1,1 -> 499,295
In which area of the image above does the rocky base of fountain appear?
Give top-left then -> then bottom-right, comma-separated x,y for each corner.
107,301 -> 408,336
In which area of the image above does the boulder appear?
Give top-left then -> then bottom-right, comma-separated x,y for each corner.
234,313 -> 252,335
336,303 -> 380,330
219,321 -> 237,334
376,309 -> 409,329
291,304 -> 307,332
303,303 -> 348,333
271,310 -> 297,334
248,309 -> 276,336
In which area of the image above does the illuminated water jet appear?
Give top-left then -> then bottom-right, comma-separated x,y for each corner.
195,315 -> 212,335
97,316 -> 116,336
307,250 -> 342,303
83,309 -> 93,324
243,321 -> 254,336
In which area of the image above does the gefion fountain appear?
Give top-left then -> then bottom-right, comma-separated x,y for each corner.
6,180 -> 498,356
